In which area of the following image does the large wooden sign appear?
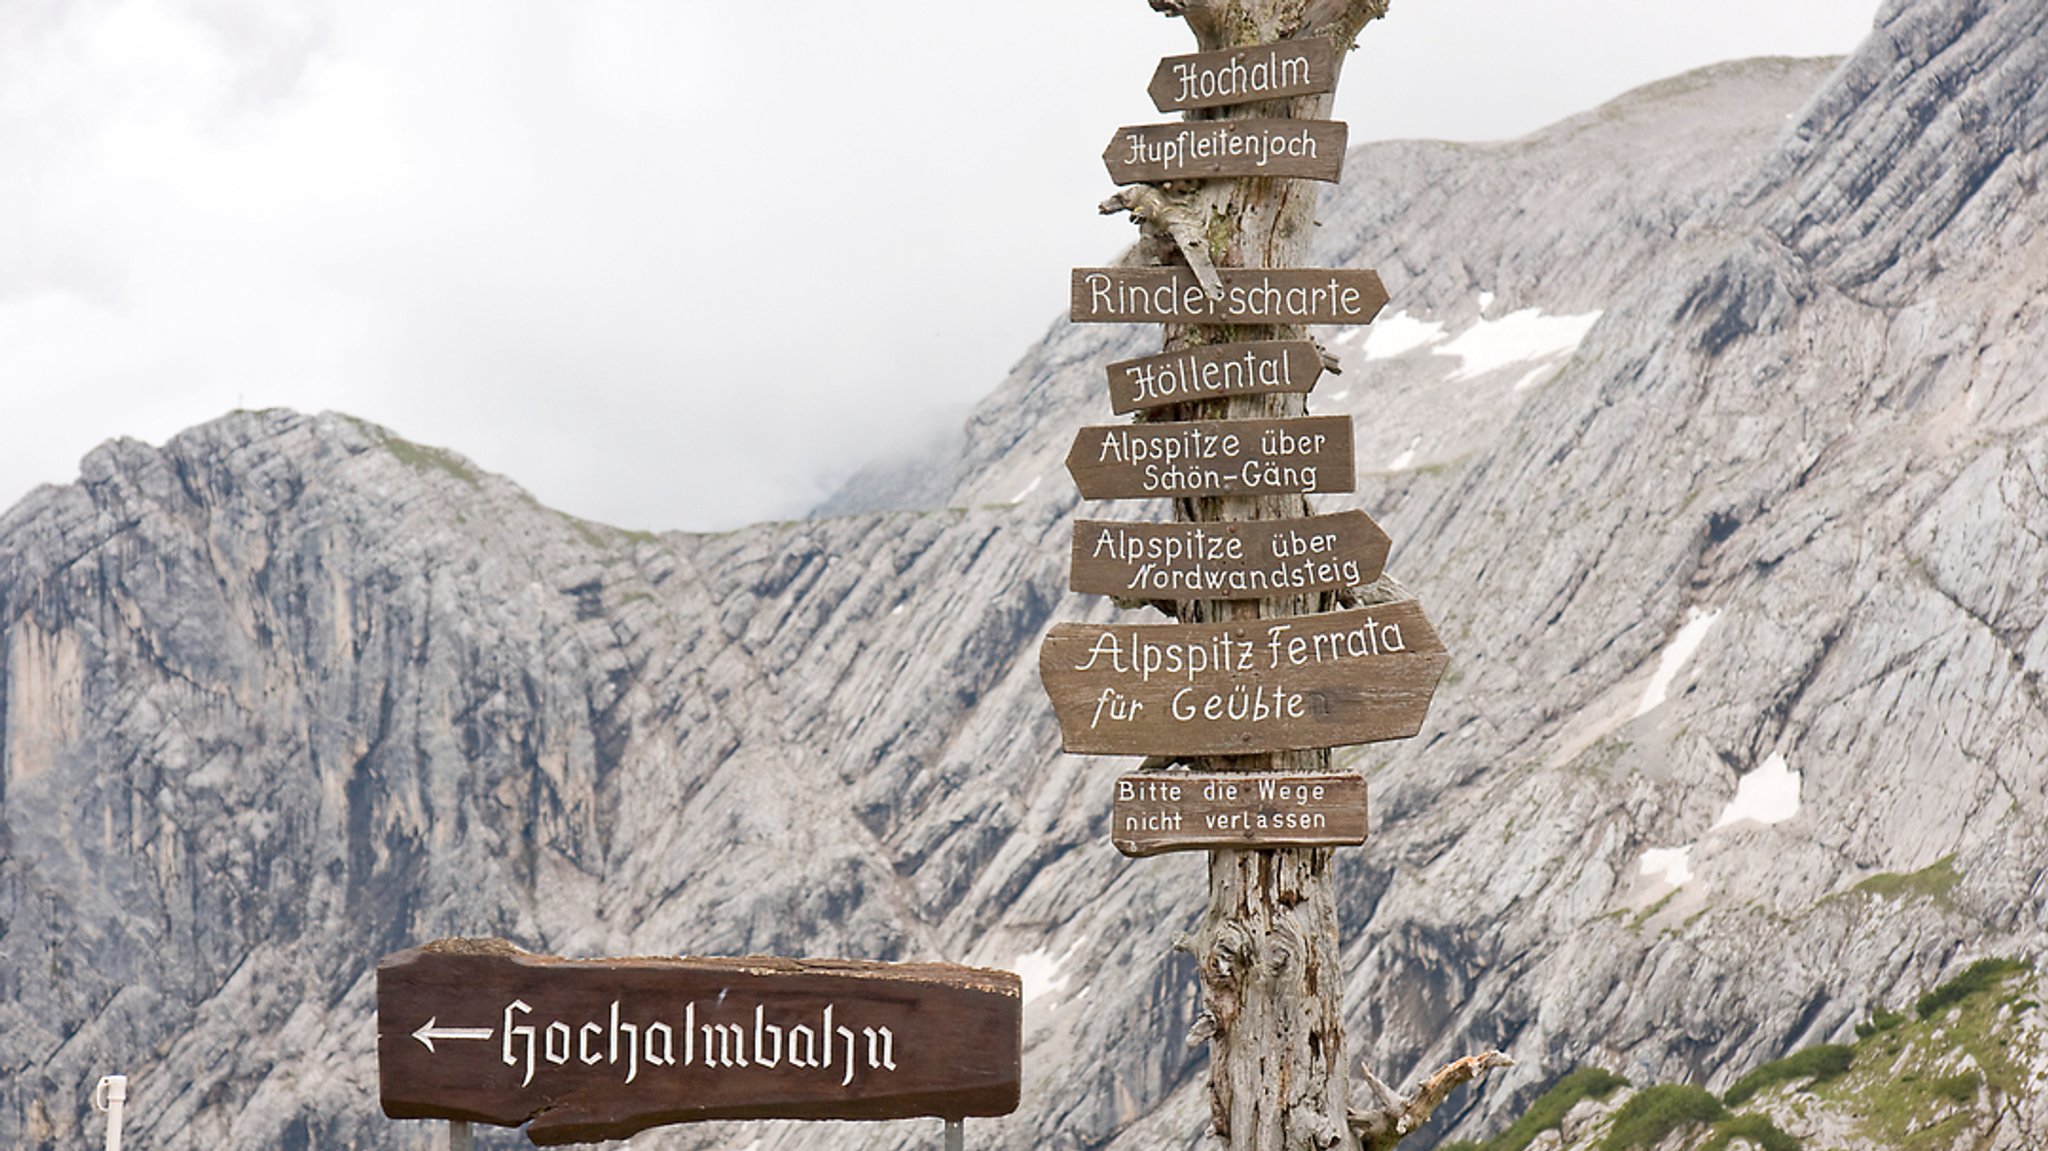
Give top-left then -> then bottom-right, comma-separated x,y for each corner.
1072,267 -> 1388,325
1071,510 -> 1388,600
1113,772 -> 1369,856
1104,119 -> 1347,185
1148,38 -> 1339,112
1105,339 -> 1324,414
1039,602 -> 1448,756
1067,415 -> 1354,500
377,940 -> 1021,1146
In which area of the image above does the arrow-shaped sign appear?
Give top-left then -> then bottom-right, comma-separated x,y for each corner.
412,1017 -> 495,1053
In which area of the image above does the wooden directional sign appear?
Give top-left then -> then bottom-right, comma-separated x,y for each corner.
1113,772 -> 1369,856
1105,339 -> 1323,414
1067,415 -> 1353,500
1071,510 -> 1389,600
1072,267 -> 1387,325
377,940 -> 1021,1146
1038,602 -> 1448,756
1104,119 -> 1347,185
1149,38 -> 1340,112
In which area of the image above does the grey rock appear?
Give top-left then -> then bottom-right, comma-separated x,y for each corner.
5,0 -> 2048,1148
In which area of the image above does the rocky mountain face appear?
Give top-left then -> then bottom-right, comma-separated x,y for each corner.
5,0 -> 2046,1147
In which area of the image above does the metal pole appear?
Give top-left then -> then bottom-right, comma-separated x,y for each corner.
449,1119 -> 474,1151
93,1076 -> 127,1151
944,1117 -> 963,1151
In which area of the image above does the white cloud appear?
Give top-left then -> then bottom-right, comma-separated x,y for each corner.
0,0 -> 1883,530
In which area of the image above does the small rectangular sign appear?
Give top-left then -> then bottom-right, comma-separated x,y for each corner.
1067,415 -> 1354,500
1113,771 -> 1368,856
377,941 -> 1022,1146
1071,510 -> 1389,600
1071,267 -> 1387,325
1038,602 -> 1449,756
1104,119 -> 1347,185
1149,38 -> 1339,112
1105,340 -> 1324,414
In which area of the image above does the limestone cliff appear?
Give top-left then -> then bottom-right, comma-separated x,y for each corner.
5,0 -> 2047,1147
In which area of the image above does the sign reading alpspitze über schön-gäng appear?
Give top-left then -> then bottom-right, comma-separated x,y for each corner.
377,940 -> 1021,1146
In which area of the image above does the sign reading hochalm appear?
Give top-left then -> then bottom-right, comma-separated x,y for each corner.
1104,339 -> 1324,414
1067,415 -> 1355,500
377,940 -> 1021,1146
1113,771 -> 1369,856
1147,38 -> 1339,112
1071,510 -> 1389,600
1039,603 -> 1448,756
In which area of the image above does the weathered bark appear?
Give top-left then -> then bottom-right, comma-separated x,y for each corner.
1121,2 -> 1506,1148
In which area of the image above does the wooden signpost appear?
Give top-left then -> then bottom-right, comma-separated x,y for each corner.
1147,38 -> 1339,111
1104,339 -> 1324,414
1071,267 -> 1389,325
1039,603 -> 1448,756
377,940 -> 1021,1147
1103,118 -> 1347,184
1070,510 -> 1389,600
1067,415 -> 1355,500
1038,11 -> 1508,1149
1112,771 -> 1369,856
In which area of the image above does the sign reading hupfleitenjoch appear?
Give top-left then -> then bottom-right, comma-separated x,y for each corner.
1104,119 -> 1347,185
1039,602 -> 1448,756
377,940 -> 1021,1146
1072,267 -> 1388,325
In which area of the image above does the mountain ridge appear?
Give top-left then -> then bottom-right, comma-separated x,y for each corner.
7,2 -> 2048,1147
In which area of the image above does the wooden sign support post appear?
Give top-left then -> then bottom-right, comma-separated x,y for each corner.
1051,4 -> 1513,1148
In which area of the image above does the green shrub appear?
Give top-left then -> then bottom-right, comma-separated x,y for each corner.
1930,1071 -> 1981,1104
1915,958 -> 2030,1020
1600,1084 -> 1726,1150
1702,1113 -> 1802,1151
1722,1043 -> 1855,1106
1486,1067 -> 1630,1151
1854,1007 -> 1904,1039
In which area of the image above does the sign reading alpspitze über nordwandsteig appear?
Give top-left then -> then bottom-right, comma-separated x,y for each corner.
377,941 -> 1021,1146
1039,603 -> 1449,756
1071,511 -> 1389,600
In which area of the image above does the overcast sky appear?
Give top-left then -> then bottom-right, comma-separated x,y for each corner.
2,0 -> 1882,532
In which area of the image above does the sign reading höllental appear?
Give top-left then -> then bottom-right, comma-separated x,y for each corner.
1147,38 -> 1339,112
1071,511 -> 1389,600
377,940 -> 1021,1146
1104,119 -> 1347,185
1113,771 -> 1368,856
1039,602 -> 1448,756
1068,415 -> 1355,500
1072,267 -> 1388,325
1105,339 -> 1324,414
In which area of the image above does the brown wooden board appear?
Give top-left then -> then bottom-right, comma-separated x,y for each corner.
1104,119 -> 1347,185
1148,38 -> 1339,112
1105,339 -> 1323,414
1039,602 -> 1448,756
1067,415 -> 1353,500
1071,510 -> 1389,600
1112,771 -> 1368,856
377,941 -> 1021,1145
1071,267 -> 1387,325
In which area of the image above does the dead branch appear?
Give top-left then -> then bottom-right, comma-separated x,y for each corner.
1347,1051 -> 1515,1151
1101,187 -> 1222,299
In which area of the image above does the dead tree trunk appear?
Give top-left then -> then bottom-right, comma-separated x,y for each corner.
1116,3 -> 1509,1147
